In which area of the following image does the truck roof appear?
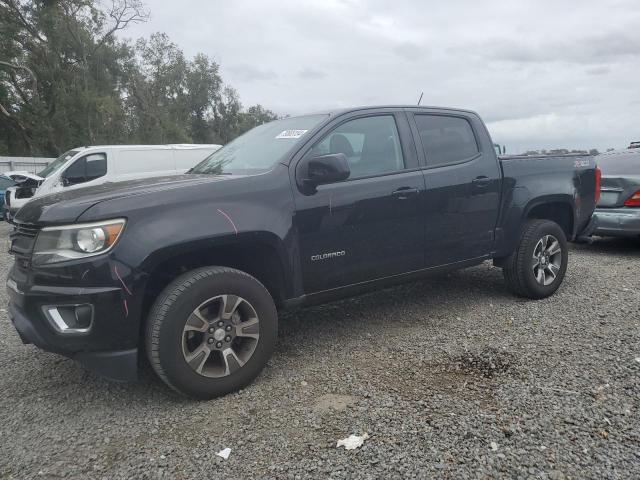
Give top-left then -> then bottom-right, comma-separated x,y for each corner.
311,105 -> 481,118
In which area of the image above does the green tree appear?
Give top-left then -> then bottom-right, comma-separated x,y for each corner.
0,0 -> 148,155
0,0 -> 280,156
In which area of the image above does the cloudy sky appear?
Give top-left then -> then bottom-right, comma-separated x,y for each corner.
122,0 -> 640,153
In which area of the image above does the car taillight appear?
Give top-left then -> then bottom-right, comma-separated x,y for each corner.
624,190 -> 640,207
594,166 -> 601,204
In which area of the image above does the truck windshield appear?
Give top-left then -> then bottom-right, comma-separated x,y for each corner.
38,150 -> 80,178
189,114 -> 328,175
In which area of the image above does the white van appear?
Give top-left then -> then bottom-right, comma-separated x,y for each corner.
4,144 -> 221,219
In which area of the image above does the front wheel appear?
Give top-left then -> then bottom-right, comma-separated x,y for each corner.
502,219 -> 568,299
145,267 -> 278,399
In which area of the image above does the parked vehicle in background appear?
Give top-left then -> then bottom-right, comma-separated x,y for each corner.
0,174 -> 18,219
0,171 -> 47,219
592,148 -> 640,237
7,106 -> 599,399
4,144 -> 222,221
629,141 -> 640,149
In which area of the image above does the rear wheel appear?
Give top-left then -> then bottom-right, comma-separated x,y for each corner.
502,219 -> 568,299
145,267 -> 277,399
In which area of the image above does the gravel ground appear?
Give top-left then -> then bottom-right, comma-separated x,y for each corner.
0,221 -> 638,479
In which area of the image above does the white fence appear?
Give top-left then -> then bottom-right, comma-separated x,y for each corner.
0,156 -> 53,175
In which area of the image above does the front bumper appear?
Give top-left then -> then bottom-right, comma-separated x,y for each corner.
592,208 -> 640,237
7,264 -> 140,381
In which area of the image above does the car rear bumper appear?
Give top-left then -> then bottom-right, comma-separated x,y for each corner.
592,207 -> 640,237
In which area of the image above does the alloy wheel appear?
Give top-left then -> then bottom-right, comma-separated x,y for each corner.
532,234 -> 562,286
181,294 -> 260,378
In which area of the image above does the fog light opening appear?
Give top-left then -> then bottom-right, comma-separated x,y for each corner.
43,304 -> 94,334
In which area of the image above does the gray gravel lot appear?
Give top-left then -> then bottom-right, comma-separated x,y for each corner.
0,220 -> 638,479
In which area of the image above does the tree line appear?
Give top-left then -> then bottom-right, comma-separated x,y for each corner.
0,0 -> 278,156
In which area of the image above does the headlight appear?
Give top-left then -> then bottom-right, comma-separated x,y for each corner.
33,219 -> 126,265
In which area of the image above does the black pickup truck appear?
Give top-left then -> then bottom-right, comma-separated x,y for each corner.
7,106 -> 599,399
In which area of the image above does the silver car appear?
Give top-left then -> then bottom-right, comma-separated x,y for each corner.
593,147 -> 640,237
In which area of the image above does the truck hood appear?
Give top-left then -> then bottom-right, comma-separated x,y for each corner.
14,174 -> 235,225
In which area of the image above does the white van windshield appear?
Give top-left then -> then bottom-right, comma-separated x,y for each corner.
189,115 -> 328,175
38,150 -> 80,178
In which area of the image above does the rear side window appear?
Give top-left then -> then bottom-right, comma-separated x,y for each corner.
414,115 -> 479,167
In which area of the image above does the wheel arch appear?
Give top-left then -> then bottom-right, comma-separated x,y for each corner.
138,232 -> 292,334
523,195 -> 576,240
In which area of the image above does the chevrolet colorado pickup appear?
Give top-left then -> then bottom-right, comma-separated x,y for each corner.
7,106 -> 599,399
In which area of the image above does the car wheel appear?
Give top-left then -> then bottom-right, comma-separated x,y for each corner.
145,266 -> 277,399
502,219 -> 568,299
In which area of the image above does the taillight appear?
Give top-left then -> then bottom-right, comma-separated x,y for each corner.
624,190 -> 640,207
594,166 -> 602,204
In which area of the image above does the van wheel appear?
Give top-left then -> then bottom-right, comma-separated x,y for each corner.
502,219 -> 568,299
145,267 -> 277,399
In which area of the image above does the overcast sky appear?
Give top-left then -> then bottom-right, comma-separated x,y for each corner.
122,0 -> 640,153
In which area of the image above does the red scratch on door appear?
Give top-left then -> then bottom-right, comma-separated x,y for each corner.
217,208 -> 238,235
114,265 -> 132,296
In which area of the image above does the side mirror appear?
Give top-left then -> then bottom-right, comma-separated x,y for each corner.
298,153 -> 350,192
62,174 -> 85,186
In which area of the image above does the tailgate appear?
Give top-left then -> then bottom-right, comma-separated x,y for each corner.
598,176 -> 640,208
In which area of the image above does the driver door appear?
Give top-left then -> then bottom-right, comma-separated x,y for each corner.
292,110 -> 426,293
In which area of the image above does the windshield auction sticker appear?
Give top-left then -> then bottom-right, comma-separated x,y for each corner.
276,130 -> 308,139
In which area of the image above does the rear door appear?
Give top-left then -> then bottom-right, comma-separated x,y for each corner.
291,110 -> 426,293
407,110 -> 501,267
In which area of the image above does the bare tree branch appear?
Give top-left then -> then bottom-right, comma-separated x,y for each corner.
93,0 -> 149,55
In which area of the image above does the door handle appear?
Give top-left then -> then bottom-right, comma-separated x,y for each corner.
472,176 -> 491,189
391,187 -> 420,200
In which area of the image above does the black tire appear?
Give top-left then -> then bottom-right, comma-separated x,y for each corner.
502,219 -> 568,299
145,266 -> 277,399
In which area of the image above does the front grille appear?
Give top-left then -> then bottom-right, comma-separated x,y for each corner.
13,223 -> 40,238
9,222 -> 41,266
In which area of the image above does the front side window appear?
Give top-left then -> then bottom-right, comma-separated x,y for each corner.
308,115 -> 404,179
63,153 -> 107,185
414,115 -> 479,167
